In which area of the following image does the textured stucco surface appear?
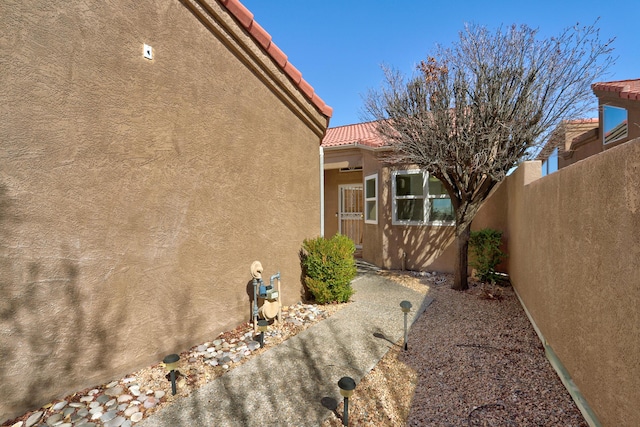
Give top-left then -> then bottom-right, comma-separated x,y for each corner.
563,131 -> 601,167
324,142 -> 639,425
0,0 -> 325,421
507,147 -> 640,427
324,149 -> 508,273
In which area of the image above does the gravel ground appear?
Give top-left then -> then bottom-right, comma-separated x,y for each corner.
4,270 -> 587,427
322,271 -> 587,426
2,303 -> 346,427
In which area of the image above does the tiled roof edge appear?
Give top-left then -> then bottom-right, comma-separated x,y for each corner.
565,118 -> 599,124
219,0 -> 333,118
592,79 -> 640,101
321,120 -> 390,148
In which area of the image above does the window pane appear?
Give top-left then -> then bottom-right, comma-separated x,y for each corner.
395,174 -> 423,196
366,200 -> 376,221
428,176 -> 447,196
603,105 -> 628,144
430,199 -> 454,221
365,178 -> 376,198
397,199 -> 424,221
548,147 -> 558,174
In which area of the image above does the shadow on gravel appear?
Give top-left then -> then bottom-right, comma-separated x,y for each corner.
373,331 -> 400,347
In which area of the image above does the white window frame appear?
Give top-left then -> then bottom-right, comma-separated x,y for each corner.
364,173 -> 378,224
391,169 -> 454,226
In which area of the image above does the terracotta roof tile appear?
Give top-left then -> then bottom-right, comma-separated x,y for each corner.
247,21 -> 271,50
322,121 -> 388,148
267,43 -> 287,68
223,0 -> 253,29
220,0 -> 333,118
312,93 -> 333,117
298,79 -> 314,99
284,62 -> 302,84
592,79 -> 640,101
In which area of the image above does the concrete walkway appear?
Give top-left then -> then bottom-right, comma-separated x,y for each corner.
137,270 -> 432,427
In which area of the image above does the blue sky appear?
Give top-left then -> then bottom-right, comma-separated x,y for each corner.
241,0 -> 639,128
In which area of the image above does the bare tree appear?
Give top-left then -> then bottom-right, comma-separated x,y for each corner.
364,22 -> 614,290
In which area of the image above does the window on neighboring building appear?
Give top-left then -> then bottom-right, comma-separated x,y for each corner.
364,173 -> 377,224
603,105 -> 628,145
392,170 -> 454,225
542,147 -> 558,176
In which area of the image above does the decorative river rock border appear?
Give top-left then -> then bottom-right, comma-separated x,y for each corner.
6,302 -> 330,427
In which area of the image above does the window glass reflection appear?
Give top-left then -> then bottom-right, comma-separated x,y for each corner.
603,105 -> 628,144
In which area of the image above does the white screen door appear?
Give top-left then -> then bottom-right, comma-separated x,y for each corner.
339,184 -> 363,248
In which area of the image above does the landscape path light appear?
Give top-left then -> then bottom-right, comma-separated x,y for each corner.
163,353 -> 180,395
400,300 -> 412,351
257,319 -> 268,348
338,376 -> 356,426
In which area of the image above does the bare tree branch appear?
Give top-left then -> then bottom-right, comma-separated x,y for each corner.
363,21 -> 615,290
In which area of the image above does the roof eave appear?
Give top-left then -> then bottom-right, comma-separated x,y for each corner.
322,142 -> 392,152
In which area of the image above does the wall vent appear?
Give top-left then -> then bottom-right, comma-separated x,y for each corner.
339,167 -> 363,173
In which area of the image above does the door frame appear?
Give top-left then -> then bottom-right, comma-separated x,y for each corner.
338,184 -> 364,249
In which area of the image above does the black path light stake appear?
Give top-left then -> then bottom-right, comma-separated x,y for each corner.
257,319 -> 268,348
338,376 -> 356,426
163,353 -> 180,395
400,300 -> 412,351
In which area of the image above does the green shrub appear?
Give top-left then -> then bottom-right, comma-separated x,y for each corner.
469,228 -> 507,284
300,234 -> 357,303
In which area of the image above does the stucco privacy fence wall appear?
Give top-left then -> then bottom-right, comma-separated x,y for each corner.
0,0 -> 331,422
322,120 -> 639,426
505,139 -> 640,427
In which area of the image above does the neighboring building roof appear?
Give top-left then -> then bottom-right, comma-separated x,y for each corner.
220,0 -> 333,117
321,121 -> 388,148
536,118 -> 599,161
569,127 -> 599,151
592,79 -> 640,101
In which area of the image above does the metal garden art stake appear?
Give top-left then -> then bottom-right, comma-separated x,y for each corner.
338,376 -> 356,426
163,353 -> 180,395
257,319 -> 268,348
400,300 -> 412,351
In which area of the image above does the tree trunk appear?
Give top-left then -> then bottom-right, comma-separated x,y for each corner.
453,223 -> 471,291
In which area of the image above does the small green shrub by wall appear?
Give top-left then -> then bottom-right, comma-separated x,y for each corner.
300,234 -> 357,303
469,228 -> 507,284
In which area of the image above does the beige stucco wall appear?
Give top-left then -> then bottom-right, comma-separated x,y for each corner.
506,142 -> 640,427
372,162 -> 457,271
358,152 -> 456,271
358,149 -> 508,273
324,136 -> 639,425
561,131 -> 601,168
472,179 -> 510,272
0,0 -> 325,421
